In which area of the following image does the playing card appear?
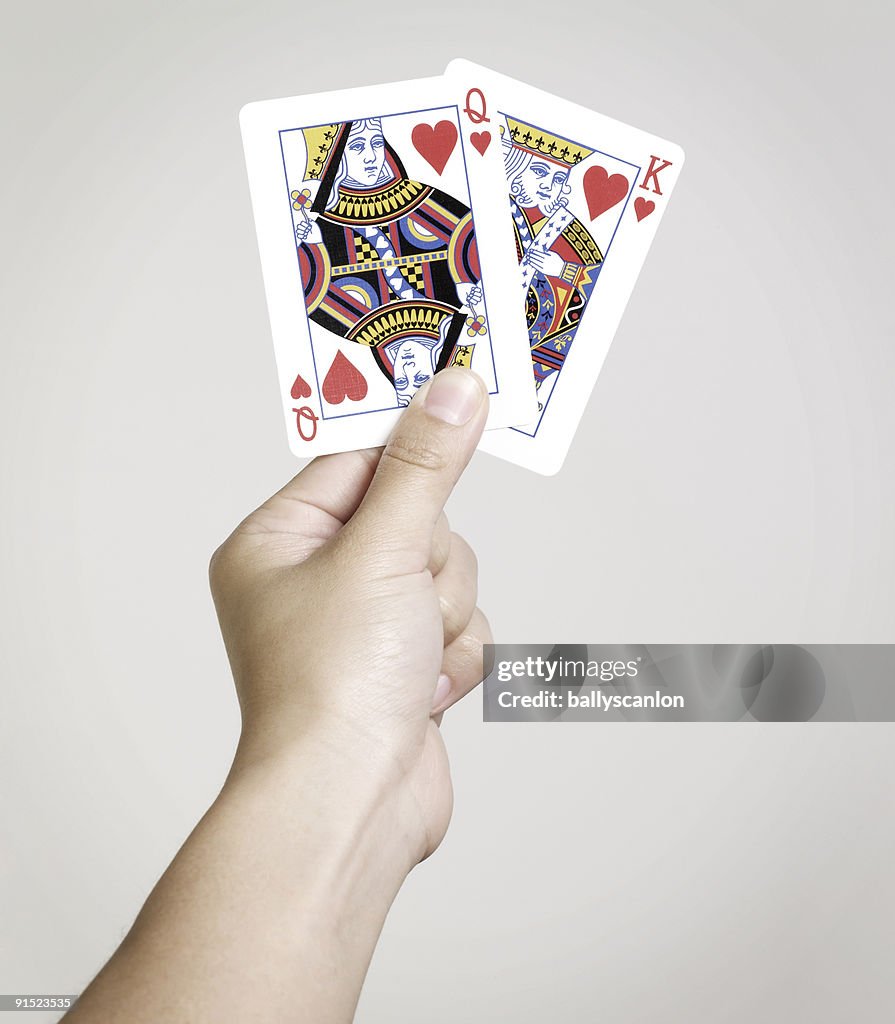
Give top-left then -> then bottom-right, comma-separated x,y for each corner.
445,59 -> 685,475
240,75 -> 536,459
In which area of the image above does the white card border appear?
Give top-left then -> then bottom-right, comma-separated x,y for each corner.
240,73 -> 537,459
446,59 -> 686,475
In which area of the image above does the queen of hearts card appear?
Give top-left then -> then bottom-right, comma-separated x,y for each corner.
290,116 -> 487,408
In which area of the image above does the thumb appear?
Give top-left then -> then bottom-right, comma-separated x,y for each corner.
350,367 -> 488,570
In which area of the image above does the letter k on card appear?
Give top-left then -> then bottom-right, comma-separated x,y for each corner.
446,59 -> 685,475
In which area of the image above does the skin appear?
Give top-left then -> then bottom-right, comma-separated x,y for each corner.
64,367 -> 492,1024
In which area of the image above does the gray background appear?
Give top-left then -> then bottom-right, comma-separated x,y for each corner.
1,0 -> 892,1020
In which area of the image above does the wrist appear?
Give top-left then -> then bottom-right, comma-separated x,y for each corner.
71,726 -> 422,1024
227,723 -> 426,883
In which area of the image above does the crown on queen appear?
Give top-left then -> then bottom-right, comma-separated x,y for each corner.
301,123 -> 341,180
348,300 -> 456,348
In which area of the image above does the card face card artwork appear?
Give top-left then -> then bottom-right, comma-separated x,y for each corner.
240,76 -> 536,459
446,60 -> 685,475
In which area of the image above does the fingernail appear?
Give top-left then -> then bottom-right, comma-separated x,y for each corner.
423,369 -> 485,426
432,673 -> 452,712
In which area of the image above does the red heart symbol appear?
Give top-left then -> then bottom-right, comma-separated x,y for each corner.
411,120 -> 458,175
290,371 -> 311,401
322,350 -> 368,405
583,166 -> 629,221
634,197 -> 656,221
470,130 -> 491,156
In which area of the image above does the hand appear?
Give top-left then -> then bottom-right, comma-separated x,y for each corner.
295,218 -> 313,243
525,247 -> 565,278
209,367 -> 492,865
62,370 -> 493,1024
456,281 -> 483,308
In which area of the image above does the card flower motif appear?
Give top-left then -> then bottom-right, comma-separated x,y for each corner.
240,72 -> 542,459
465,314 -> 487,337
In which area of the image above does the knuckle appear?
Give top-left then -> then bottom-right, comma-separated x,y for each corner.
475,607 -> 494,647
439,591 -> 463,632
451,624 -> 486,667
456,607 -> 490,649
430,516 -> 452,573
208,540 -> 230,588
383,432 -> 451,473
208,535 -> 242,591
480,615 -> 496,674
451,532 -> 478,577
438,581 -> 477,644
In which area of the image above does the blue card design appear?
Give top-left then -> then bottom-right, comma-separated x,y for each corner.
241,76 -> 536,458
447,60 -> 685,475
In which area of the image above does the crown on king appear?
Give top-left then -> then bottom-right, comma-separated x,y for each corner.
504,116 -> 595,168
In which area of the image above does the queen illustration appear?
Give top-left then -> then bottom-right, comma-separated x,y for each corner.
291,117 -> 485,405
501,115 -> 605,411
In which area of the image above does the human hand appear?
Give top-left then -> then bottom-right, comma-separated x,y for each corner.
61,370 -> 492,1024
209,368 -> 492,866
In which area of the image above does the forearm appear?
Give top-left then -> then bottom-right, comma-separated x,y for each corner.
65,734 -> 418,1024
65,365 -> 489,1021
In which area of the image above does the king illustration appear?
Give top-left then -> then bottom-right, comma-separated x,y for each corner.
501,115 -> 605,413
